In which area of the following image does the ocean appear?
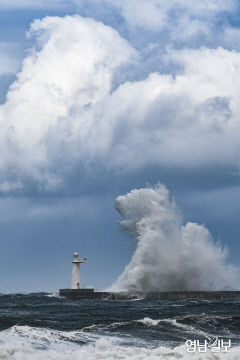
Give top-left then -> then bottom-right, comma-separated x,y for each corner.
0,293 -> 240,359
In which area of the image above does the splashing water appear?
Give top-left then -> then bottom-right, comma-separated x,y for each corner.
111,184 -> 239,292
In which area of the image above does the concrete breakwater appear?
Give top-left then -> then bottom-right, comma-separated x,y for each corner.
59,288 -> 240,300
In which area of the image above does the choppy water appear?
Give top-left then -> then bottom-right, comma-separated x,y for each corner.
0,293 -> 240,359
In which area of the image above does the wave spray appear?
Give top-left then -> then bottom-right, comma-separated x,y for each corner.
111,184 -> 239,292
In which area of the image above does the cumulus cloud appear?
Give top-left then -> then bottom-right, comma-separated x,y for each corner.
0,15 -> 135,190
0,13 -> 240,193
111,184 -> 239,291
98,47 -> 240,170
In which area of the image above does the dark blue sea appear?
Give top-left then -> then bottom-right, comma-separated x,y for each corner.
0,293 -> 240,359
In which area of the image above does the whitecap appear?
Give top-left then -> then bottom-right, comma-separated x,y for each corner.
0,326 -> 239,360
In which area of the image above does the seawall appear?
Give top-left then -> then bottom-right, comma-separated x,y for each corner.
59,288 -> 240,300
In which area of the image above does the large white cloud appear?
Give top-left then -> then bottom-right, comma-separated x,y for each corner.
0,15 -> 136,190
1,14 -> 240,192
97,47 -> 240,169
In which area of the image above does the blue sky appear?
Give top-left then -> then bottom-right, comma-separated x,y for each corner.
0,0 -> 240,292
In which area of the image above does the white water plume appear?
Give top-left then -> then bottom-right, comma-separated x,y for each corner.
111,184 -> 239,292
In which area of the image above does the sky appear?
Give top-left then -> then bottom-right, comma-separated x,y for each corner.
0,0 -> 240,292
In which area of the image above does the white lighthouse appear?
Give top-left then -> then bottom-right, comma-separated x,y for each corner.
71,252 -> 86,289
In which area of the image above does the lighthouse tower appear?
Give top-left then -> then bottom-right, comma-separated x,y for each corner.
71,252 -> 86,289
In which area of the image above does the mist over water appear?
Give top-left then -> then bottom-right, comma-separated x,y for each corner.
111,184 -> 239,292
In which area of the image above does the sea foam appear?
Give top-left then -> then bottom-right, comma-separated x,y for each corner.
0,325 -> 239,360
